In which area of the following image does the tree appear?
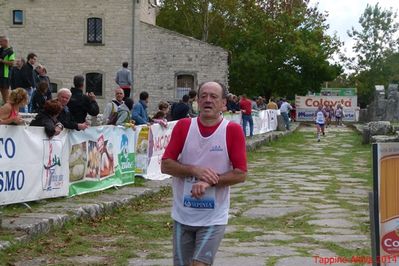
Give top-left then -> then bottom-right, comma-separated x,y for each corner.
157,0 -> 342,98
347,4 -> 399,106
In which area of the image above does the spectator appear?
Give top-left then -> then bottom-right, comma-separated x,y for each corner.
56,88 -> 88,130
171,94 -> 190,121
30,99 -> 63,139
19,53 -> 37,112
102,87 -> 124,125
35,65 -> 52,100
131,91 -> 149,125
279,98 -> 292,130
188,89 -> 198,117
239,94 -> 253,137
30,81 -> 50,113
116,98 -> 134,126
158,101 -> 170,118
115,61 -> 132,99
33,65 -> 41,87
266,97 -> 278,110
67,75 -> 99,123
226,94 -> 240,113
0,88 -> 28,125
152,110 -> 168,128
256,96 -> 266,110
10,57 -> 25,90
251,97 -> 259,110
161,81 -> 247,266
0,36 -> 15,104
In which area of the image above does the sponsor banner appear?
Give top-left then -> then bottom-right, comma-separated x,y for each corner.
255,110 -> 278,134
223,110 -> 278,137
295,95 -> 357,108
376,143 -> 399,264
222,112 -> 241,125
68,126 -> 135,196
0,126 -> 69,205
135,125 -> 150,176
295,95 -> 357,122
296,108 -> 356,122
145,121 -> 177,180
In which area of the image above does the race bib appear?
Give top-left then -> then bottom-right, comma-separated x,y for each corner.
183,177 -> 216,209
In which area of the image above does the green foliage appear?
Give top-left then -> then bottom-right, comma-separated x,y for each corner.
347,4 -> 399,107
157,0 -> 342,98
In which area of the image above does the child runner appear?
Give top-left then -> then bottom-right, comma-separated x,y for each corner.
315,105 -> 326,142
335,103 -> 343,126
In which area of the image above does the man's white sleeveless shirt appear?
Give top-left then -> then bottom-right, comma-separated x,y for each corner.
172,117 -> 232,226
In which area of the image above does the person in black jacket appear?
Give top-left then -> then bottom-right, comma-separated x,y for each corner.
67,75 -> 99,123
56,88 -> 88,131
30,81 -> 50,113
19,53 -> 37,112
171,94 -> 190,121
20,53 -> 37,90
30,99 -> 63,139
10,57 -> 25,90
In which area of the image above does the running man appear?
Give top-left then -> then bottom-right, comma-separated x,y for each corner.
161,81 -> 247,266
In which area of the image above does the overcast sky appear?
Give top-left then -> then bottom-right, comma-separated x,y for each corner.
309,0 -> 399,58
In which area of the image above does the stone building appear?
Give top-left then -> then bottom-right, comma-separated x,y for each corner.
0,0 -> 229,113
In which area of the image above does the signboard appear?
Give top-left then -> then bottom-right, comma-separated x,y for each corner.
0,126 -> 69,205
295,95 -> 358,122
320,88 -> 357,96
145,121 -> 177,180
68,126 -> 135,196
374,143 -> 399,265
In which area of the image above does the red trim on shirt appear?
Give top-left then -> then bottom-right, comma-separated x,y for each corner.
162,118 -> 247,172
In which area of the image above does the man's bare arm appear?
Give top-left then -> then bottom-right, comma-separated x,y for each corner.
217,168 -> 246,187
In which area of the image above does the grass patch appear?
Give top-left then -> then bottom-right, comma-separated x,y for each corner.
0,187 -> 173,265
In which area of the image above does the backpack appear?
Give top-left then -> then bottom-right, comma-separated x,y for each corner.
107,102 -> 119,125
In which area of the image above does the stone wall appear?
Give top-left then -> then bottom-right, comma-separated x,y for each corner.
367,84 -> 399,122
0,0 -> 133,109
0,0 -> 229,114
136,22 -> 229,114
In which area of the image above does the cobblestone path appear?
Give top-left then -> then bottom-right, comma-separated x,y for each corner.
130,125 -> 372,266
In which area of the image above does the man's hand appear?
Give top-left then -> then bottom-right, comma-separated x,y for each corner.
191,181 -> 211,199
192,166 -> 219,185
54,125 -> 64,136
87,92 -> 96,101
78,123 -> 88,130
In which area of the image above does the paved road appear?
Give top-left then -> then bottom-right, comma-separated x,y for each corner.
129,125 -> 371,266
9,124 -> 372,265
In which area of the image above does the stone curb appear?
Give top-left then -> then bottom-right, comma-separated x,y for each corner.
0,123 -> 299,251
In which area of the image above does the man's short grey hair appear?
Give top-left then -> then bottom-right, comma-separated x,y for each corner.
57,88 -> 72,97
0,36 -> 8,40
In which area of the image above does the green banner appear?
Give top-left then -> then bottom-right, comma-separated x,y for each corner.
68,126 -> 136,197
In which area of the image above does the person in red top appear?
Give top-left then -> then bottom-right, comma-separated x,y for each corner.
161,81 -> 247,266
239,94 -> 253,137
